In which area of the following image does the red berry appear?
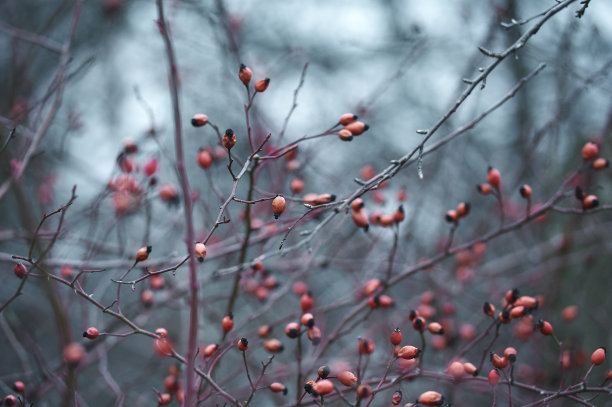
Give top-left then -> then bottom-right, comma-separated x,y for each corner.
487,167 -> 501,188
13,263 -> 27,278
222,314 -> 234,333
83,327 -> 99,339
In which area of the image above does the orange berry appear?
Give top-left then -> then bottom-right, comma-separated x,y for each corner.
510,306 -> 526,319
473,242 -> 487,256
3,395 -> 17,406
418,390 -> 444,406
343,121 -> 369,136
561,305 -> 578,322
13,264 -> 26,279
360,165 -> 376,180
487,167 -> 501,188
338,128 -> 353,142
583,195 -> 599,209
390,328 -> 402,345
442,302 -> 455,315
63,342 -> 85,366
358,338 -> 375,355
427,322 -> 444,335
477,183 -> 492,195
222,129 -> 236,149
393,205 -> 405,222
505,288 -> 520,304
222,314 -> 234,333
412,316 -> 426,331
238,64 -> 252,86
375,294 -> 393,308
255,78 -> 270,92
123,141 -> 138,154
350,198 -> 365,211
317,365 -> 330,379
379,214 -> 394,227
141,289 -> 154,307
293,281 -> 308,296
490,353 -> 508,369
591,347 -> 606,365
363,279 -> 381,296
253,259 -> 263,271
61,265 -> 74,279
352,209 -> 369,230
302,193 -> 318,205
498,310 -> 512,324
157,393 -> 171,405
285,322 -> 300,339
337,370 -> 357,387
304,380 -> 315,394
488,369 -> 500,386
421,304 -> 436,318
197,149 -> 212,169
83,327 -> 99,340
214,147 -> 227,160
307,325 -> 322,345
483,302 -> 496,317
290,178 -> 304,194
155,328 -> 168,338
514,295 -> 538,309
301,313 -> 315,328
263,276 -> 277,289
582,141 -> 599,160
519,184 -> 532,198
398,345 -> 420,360
459,324 -> 476,341
150,274 -> 164,290
168,364 -> 180,377
191,113 -> 208,127
504,347 -> 518,362
194,242 -> 207,262
159,183 -> 179,204
367,296 -> 378,309
314,193 -> 336,205
203,344 -> 218,357
593,157 -> 609,170
312,379 -> 334,396
538,320 -> 553,336
445,210 -> 458,223
272,195 -> 286,219
448,361 -> 465,379
397,189 -> 407,201
463,362 -> 478,376
175,388 -> 184,402
456,202 -> 470,217
164,375 -> 179,392
339,113 -> 357,126
258,324 -> 271,338
237,337 -> 248,351
286,159 -> 300,171
392,390 -> 403,405
263,338 -> 284,353
356,383 -> 372,399
136,246 -> 152,262
12,381 -> 25,394
270,382 -> 287,395
143,158 -> 159,177
300,292 -> 314,312
118,156 -> 134,173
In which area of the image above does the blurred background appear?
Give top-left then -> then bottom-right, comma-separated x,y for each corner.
1,0 -> 612,405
